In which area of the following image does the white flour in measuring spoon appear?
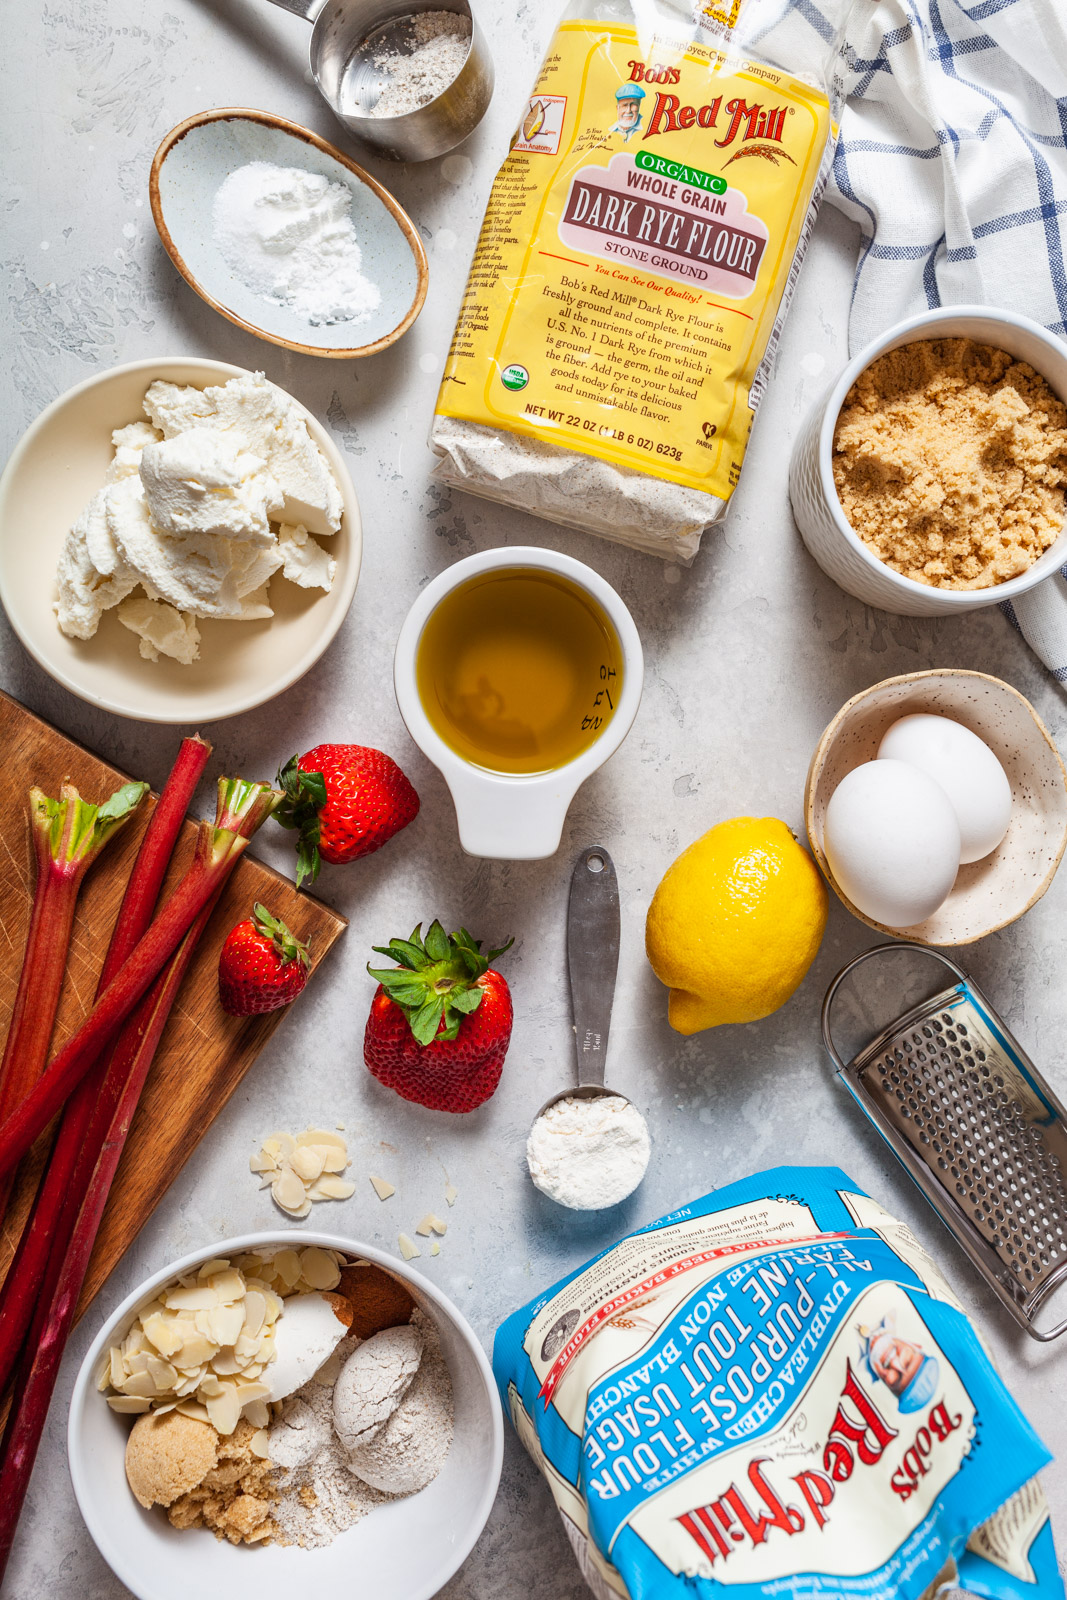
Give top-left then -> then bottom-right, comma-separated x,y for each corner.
527,1094 -> 650,1210
212,162 -> 382,327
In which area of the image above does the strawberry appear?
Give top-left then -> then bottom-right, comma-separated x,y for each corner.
364,921 -> 514,1113
218,903 -> 311,1016
276,745 -> 419,888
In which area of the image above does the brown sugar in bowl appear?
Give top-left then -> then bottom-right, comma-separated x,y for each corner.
805,669 -> 1067,945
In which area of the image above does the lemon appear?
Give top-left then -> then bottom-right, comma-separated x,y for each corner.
645,817 -> 828,1034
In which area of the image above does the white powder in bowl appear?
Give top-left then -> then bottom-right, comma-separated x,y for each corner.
527,1094 -> 650,1211
212,162 -> 382,328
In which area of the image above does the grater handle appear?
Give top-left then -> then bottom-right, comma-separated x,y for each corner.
821,942 -> 971,1074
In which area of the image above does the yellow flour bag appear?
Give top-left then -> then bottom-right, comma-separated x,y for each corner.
431,0 -> 855,561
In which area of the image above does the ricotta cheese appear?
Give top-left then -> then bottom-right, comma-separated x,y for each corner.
277,522 -> 337,589
144,373 -> 343,536
118,597 -> 201,665
139,429 -> 283,546
54,373 -> 341,664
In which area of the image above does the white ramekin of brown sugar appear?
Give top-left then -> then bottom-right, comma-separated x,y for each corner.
788,305 -> 1067,616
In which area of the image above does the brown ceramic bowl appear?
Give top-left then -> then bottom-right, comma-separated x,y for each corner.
150,108 -> 428,359
805,670 -> 1067,945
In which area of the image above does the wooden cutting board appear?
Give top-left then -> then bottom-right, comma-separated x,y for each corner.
0,690 -> 347,1321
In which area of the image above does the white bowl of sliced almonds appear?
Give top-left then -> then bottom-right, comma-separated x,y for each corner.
68,1231 -> 503,1600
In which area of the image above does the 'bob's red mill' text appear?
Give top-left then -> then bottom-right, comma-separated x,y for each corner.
676,1361 -> 964,1568
625,61 -> 789,147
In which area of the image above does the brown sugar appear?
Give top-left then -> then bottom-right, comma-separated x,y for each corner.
337,1262 -> 416,1338
831,338 -> 1067,589
167,1418 -> 276,1545
125,1411 -> 218,1509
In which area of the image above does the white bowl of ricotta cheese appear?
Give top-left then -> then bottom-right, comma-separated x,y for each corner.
0,357 -> 361,722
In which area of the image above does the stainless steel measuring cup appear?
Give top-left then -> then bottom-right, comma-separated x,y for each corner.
264,0 -> 493,160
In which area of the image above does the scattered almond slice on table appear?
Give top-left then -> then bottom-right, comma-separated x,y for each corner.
398,1233 -> 420,1261
370,1173 -> 396,1200
251,1127 -> 356,1217
415,1214 -> 448,1237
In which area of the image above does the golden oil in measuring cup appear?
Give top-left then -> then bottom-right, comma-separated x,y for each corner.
415,568 -> 622,775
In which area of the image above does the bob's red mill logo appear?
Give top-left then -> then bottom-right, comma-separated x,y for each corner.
624,59 -> 789,147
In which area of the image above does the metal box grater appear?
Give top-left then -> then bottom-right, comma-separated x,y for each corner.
822,943 -> 1067,1341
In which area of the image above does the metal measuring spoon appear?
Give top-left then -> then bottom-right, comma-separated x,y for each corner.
528,846 -> 650,1208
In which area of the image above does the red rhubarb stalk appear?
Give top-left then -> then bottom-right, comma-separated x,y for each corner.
0,738 -> 210,1388
0,779 -> 282,1183
0,777 -> 279,1580
0,778 -> 147,1221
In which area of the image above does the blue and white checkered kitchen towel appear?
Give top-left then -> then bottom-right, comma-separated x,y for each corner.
811,0 -> 1067,678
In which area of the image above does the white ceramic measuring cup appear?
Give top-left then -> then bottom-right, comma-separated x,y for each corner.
393,547 -> 643,860
789,305 -> 1067,616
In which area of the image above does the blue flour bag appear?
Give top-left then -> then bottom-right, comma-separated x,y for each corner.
494,1167 -> 1061,1600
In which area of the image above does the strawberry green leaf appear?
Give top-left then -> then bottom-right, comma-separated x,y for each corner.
367,921 -> 510,1048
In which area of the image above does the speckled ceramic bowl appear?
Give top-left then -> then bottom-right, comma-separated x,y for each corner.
68,1230 -> 503,1600
150,109 -> 428,358
805,670 -> 1067,945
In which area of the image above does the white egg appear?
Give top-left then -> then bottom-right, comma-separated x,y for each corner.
877,713 -> 1012,864
265,1291 -> 351,1402
824,759 -> 961,929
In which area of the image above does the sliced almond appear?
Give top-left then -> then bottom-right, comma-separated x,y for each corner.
175,1400 -> 212,1425
262,1289 -> 284,1325
211,1348 -> 243,1376
299,1247 -> 340,1290
197,1258 -> 230,1278
249,1428 -> 271,1459
430,1242 -> 441,1257
234,1379 -> 271,1405
444,1182 -> 458,1207
207,1269 -> 246,1303
289,1146 -> 325,1182
398,1233 -> 420,1261
296,1128 -> 346,1149
272,1170 -> 308,1214
267,1132 -> 296,1160
206,1385 -> 241,1436
311,1175 -> 356,1201
173,1332 -> 216,1368
242,1290 -> 267,1339
165,1285 -> 219,1312
428,1214 -> 448,1236
250,1151 -> 276,1174
107,1395 -> 151,1414
370,1174 -> 396,1201
146,1356 -> 178,1391
319,1146 -> 349,1174
121,1370 -> 158,1399
109,1348 -> 127,1389
243,1398 -> 270,1429
198,1374 -> 224,1399
208,1303 -> 246,1347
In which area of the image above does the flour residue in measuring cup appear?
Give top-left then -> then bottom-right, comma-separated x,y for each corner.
527,1094 -> 650,1210
212,162 -> 382,328
350,12 -> 472,119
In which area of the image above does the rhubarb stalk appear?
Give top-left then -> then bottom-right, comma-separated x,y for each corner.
0,737 -> 210,1388
0,779 -> 283,1183
0,776 -> 280,1581
0,778 -> 147,1221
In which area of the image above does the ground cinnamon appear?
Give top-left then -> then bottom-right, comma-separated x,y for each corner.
337,1262 -> 416,1338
